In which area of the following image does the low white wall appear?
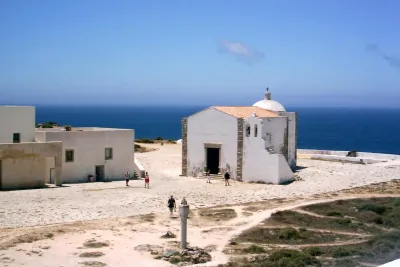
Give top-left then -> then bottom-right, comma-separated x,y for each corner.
298,149 -> 400,160
134,158 -> 145,178
0,106 -> 35,143
187,108 -> 238,177
310,154 -> 386,164
37,129 -> 135,183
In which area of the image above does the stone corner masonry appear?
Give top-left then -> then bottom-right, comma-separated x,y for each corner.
181,118 -> 188,176
236,118 -> 244,181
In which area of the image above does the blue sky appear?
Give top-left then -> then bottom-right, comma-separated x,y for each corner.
1,0 -> 399,107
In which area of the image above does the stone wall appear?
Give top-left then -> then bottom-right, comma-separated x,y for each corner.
236,118 -> 244,181
181,118 -> 188,176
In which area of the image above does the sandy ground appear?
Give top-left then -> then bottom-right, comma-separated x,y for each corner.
1,144 -> 399,228
1,143 -> 400,267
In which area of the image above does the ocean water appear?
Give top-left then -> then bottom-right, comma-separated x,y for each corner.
36,106 -> 400,155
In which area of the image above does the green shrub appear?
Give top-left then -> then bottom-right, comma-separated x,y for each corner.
278,228 -> 301,240
304,247 -> 324,256
326,211 -> 342,217
243,244 -> 266,254
335,218 -> 352,225
373,216 -> 384,224
332,247 -> 351,258
136,138 -> 155,144
41,123 -> 54,128
359,204 -> 387,215
155,136 -> 163,140
268,249 -> 321,267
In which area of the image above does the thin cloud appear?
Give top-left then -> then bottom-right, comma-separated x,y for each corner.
219,40 -> 264,65
366,43 -> 400,69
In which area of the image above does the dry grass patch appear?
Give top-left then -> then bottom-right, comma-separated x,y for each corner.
138,213 -> 156,223
266,210 -> 378,234
79,252 -> 105,258
79,261 -> 107,267
235,227 -> 354,245
0,231 -> 56,250
242,199 -> 287,213
134,143 -> 158,153
83,239 -> 110,249
341,179 -> 400,195
198,208 -> 237,221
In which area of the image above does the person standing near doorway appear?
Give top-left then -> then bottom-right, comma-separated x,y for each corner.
206,168 -> 211,183
125,171 -> 130,186
144,172 -> 150,189
168,195 -> 176,217
224,170 -> 230,186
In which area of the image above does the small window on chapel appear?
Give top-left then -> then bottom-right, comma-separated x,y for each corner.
255,125 -> 258,137
246,125 -> 251,137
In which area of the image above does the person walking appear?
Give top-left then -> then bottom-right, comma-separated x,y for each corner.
144,172 -> 150,189
205,168 -> 211,183
224,171 -> 230,186
168,195 -> 176,217
125,171 -> 130,186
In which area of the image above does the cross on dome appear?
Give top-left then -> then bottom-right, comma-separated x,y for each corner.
265,87 -> 271,100
252,87 -> 286,112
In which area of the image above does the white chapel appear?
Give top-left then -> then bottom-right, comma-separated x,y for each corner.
181,88 -> 297,184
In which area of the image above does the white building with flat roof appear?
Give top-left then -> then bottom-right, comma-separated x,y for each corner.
0,106 -> 62,190
36,127 -> 135,183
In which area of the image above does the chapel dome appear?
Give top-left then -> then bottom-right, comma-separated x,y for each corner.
252,88 -> 286,112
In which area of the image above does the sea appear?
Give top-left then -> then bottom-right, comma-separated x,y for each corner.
36,106 -> 400,155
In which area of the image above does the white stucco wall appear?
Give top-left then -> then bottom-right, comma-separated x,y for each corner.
298,149 -> 400,160
36,128 -> 135,183
242,116 -> 293,184
262,117 -> 288,155
0,106 -> 35,143
186,108 -> 238,177
0,142 -> 62,190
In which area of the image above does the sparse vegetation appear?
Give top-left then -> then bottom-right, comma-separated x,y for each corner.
138,213 -> 156,223
243,244 -> 266,254
83,239 -> 110,249
236,226 -> 351,245
198,208 -> 237,221
135,138 -> 177,144
79,261 -> 107,267
220,249 -> 321,267
79,252 -> 105,258
303,246 -> 323,256
39,121 -> 59,128
223,197 -> 400,267
134,143 -> 157,153
136,138 -> 155,144
326,211 -> 342,217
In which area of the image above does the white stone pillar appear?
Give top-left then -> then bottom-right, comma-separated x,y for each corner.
179,205 -> 190,249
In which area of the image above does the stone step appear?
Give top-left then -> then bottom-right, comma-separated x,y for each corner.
200,173 -> 224,179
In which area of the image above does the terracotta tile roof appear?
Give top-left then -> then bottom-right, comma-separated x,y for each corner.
213,106 -> 279,118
